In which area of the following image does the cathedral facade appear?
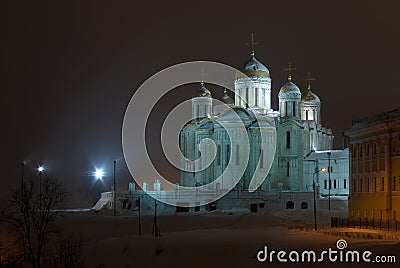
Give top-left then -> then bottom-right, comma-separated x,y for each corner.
180,48 -> 334,193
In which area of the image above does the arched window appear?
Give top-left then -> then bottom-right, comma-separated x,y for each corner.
285,101 -> 288,116
292,101 -> 296,117
301,202 -> 308,209
286,201 -> 294,209
286,131 -> 291,149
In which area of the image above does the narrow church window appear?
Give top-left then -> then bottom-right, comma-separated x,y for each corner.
344,179 -> 347,189
236,144 -> 240,165
324,180 -> 327,189
334,180 -> 337,189
292,101 -> 296,117
313,109 -> 316,120
226,144 -> 230,164
245,88 -> 249,108
286,161 -> 290,177
217,145 -> 221,165
306,110 -> 309,120
286,131 -> 291,149
285,101 -> 288,116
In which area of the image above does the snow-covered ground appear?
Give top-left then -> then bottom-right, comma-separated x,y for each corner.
1,209 -> 399,267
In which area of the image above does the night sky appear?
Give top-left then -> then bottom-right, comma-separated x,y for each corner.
1,0 -> 399,207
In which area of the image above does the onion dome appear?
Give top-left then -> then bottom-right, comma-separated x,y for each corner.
236,56 -> 270,79
195,82 -> 211,97
279,78 -> 301,94
301,85 -> 320,103
220,89 -> 234,105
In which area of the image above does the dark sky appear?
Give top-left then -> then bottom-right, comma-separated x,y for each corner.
1,0 -> 399,207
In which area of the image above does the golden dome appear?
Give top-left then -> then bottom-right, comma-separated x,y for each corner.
195,82 -> 211,97
235,56 -> 270,79
279,79 -> 301,94
220,89 -> 234,105
301,86 -> 320,102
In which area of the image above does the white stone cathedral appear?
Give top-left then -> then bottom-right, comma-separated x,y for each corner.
180,45 -> 335,192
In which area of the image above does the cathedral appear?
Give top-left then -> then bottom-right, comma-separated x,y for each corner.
180,42 -> 335,193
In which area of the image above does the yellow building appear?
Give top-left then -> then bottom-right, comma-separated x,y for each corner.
345,108 -> 400,221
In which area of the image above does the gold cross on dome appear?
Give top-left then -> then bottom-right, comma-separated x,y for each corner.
303,72 -> 316,90
245,33 -> 258,56
283,61 -> 296,81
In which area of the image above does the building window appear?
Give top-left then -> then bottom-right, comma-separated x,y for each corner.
381,177 -> 385,191
359,146 -> 363,157
217,145 -> 221,165
301,202 -> 308,209
334,180 -> 337,189
286,131 -> 291,149
344,179 -> 347,189
286,201 -> 294,209
374,177 -> 377,192
360,178 -> 363,192
226,144 -> 230,164
324,179 -> 327,189
292,101 -> 296,117
245,88 -> 249,107
306,110 -> 309,120
286,161 -> 290,177
285,101 -> 288,116
373,143 -> 377,155
236,144 -> 239,165
366,144 -> 369,156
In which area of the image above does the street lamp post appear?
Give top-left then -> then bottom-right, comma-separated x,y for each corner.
113,160 -> 116,217
327,151 -> 332,210
312,164 -> 326,231
38,166 -> 44,209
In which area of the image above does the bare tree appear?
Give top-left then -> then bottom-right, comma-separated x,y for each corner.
49,235 -> 83,268
1,174 -> 64,268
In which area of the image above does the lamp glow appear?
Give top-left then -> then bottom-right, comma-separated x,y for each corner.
95,169 -> 104,180
321,167 -> 327,172
38,166 -> 44,172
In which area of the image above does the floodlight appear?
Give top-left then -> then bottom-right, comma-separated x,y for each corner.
95,169 -> 104,179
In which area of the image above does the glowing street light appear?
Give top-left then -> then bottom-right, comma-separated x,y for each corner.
38,166 -> 44,172
95,169 -> 104,180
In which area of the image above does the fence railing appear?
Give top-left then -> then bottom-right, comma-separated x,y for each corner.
331,217 -> 399,232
